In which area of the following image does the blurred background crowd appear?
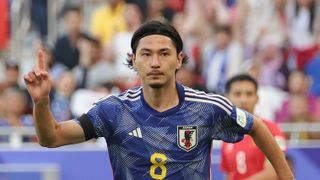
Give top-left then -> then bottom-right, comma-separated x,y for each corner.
0,0 -> 320,143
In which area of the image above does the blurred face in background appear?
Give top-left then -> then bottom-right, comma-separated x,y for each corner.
215,27 -> 232,50
124,3 -> 143,29
78,37 -> 102,67
226,80 -> 259,113
274,0 -> 288,9
288,95 -> 309,121
288,71 -> 310,94
64,10 -> 82,35
5,64 -> 20,87
4,89 -> 26,116
55,72 -> 76,97
298,0 -> 313,7
216,32 -> 229,49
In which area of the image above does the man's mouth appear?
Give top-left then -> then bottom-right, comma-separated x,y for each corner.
147,71 -> 164,76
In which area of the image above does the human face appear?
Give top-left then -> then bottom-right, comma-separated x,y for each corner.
226,81 -> 258,113
132,35 -> 183,89
64,11 -> 82,34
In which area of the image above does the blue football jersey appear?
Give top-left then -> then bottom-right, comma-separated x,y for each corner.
77,83 -> 254,180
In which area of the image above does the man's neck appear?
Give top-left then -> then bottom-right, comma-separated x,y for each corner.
142,82 -> 180,112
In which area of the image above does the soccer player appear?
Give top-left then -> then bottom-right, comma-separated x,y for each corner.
24,21 -> 293,180
220,74 -> 287,180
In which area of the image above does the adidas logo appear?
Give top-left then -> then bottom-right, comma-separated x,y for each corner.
128,127 -> 142,138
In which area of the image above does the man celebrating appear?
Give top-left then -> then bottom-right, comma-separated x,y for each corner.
24,21 -> 293,179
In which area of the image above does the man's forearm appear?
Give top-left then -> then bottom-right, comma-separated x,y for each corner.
249,119 -> 293,180
33,96 -> 58,147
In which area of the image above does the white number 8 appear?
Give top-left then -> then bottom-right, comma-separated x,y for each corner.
236,151 -> 247,174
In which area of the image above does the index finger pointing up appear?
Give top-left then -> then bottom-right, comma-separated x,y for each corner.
37,49 -> 46,70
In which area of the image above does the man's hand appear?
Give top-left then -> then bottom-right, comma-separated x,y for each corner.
24,49 -> 52,104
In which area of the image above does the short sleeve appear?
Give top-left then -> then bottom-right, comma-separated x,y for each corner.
212,106 -> 254,143
75,96 -> 117,140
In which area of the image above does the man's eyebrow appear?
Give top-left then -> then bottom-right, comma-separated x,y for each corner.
140,48 -> 152,52
139,48 -> 172,52
159,48 -> 171,52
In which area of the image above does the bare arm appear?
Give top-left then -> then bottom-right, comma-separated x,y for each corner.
249,118 -> 293,180
33,97 -> 85,147
24,49 -> 86,147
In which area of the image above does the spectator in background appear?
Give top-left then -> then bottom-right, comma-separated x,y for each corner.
50,71 -> 76,122
31,0 -> 48,40
0,61 -> 21,93
105,2 -> 142,90
305,30 -> 320,96
286,0 -> 318,70
0,88 -> 32,127
202,24 -> 243,94
146,0 -> 175,22
249,35 -> 289,90
73,34 -> 115,89
235,0 -> 287,59
90,0 -> 127,46
0,88 -> 34,142
240,39 -> 289,120
220,74 -> 287,180
276,70 -> 320,139
53,5 -> 86,70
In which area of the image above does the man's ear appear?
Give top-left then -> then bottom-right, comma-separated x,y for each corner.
176,52 -> 183,70
132,54 -> 137,69
255,94 -> 259,104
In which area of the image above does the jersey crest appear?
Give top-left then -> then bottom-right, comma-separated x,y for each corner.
177,125 -> 198,152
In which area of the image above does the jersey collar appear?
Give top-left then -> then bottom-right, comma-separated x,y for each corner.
140,82 -> 185,117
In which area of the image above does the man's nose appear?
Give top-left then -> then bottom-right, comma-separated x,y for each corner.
150,55 -> 160,67
239,95 -> 247,104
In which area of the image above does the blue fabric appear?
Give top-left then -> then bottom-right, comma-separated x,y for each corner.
53,35 -> 80,69
305,54 -> 320,96
79,83 -> 254,180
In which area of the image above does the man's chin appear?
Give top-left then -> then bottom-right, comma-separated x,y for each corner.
149,83 -> 163,89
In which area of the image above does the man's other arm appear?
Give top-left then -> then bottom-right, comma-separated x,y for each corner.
248,118 -> 293,180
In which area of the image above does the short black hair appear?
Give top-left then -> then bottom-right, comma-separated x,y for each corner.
60,5 -> 82,18
225,74 -> 258,94
126,20 -> 188,69
5,61 -> 19,71
80,34 -> 100,47
215,24 -> 232,36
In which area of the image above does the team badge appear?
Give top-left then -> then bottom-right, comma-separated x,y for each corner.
177,125 -> 198,152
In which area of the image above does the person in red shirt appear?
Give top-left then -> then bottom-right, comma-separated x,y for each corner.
220,74 -> 287,180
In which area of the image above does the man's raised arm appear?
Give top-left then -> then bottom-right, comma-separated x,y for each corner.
24,49 -> 85,147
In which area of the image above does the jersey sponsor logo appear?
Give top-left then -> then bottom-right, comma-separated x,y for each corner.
177,125 -> 198,152
236,108 -> 247,128
128,127 -> 143,138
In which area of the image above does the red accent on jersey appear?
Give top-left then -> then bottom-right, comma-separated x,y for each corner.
220,119 -> 286,180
